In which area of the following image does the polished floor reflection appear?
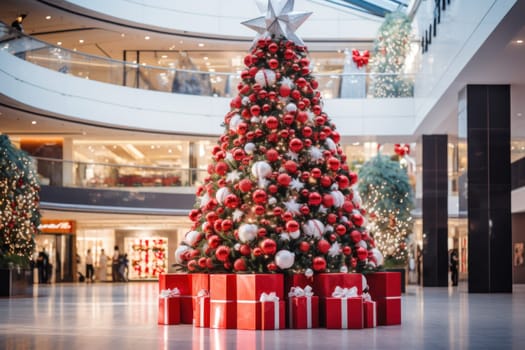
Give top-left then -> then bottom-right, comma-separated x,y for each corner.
0,282 -> 524,349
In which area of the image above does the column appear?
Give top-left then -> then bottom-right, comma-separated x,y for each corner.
461,85 -> 512,293
422,135 -> 449,286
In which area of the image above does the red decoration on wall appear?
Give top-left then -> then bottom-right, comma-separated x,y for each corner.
352,49 -> 370,68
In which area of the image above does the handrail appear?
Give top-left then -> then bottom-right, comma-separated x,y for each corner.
0,21 -> 414,98
31,156 -> 208,190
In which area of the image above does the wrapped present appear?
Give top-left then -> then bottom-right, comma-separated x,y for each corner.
192,273 -> 210,297
325,286 -> 363,329
237,301 -> 262,330
284,274 -> 312,299
237,274 -> 284,300
210,274 -> 237,329
363,293 -> 376,328
158,288 -> 180,325
210,274 -> 237,300
260,292 -> 285,330
288,286 -> 319,329
194,289 -> 210,328
313,273 -> 363,297
376,297 -> 401,325
158,274 -> 193,324
366,272 -> 401,298
210,300 -> 237,329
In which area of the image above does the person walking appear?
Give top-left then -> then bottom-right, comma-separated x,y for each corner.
98,249 -> 108,282
450,249 -> 459,286
85,249 -> 94,283
112,246 -> 120,282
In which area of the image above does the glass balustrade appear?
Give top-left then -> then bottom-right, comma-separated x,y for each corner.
1,21 -> 414,98
32,157 -> 207,191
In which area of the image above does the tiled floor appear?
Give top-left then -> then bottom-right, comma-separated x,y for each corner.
0,282 -> 524,349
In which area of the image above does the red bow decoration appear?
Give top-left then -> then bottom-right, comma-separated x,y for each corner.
394,144 -> 410,156
352,49 -> 370,68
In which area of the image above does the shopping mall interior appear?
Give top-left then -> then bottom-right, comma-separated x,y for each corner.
1,0 -> 525,348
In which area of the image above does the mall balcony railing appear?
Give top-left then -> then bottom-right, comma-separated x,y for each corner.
32,157 -> 208,191
0,22 -> 414,99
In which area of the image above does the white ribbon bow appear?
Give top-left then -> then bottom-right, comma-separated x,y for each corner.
288,285 -> 314,297
259,292 -> 280,302
331,286 -> 358,298
160,288 -> 180,298
197,289 -> 209,297
362,292 -> 372,302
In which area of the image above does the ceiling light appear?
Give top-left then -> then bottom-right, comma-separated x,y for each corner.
352,142 -> 360,146
57,41 -> 62,46
208,68 -> 215,72
31,120 -> 37,125
45,15 -> 52,20
179,40 -> 183,44
203,56 -> 208,60
517,40 -> 523,44
517,112 -> 523,117
122,144 -> 145,159
145,36 -> 150,40
168,149 -> 173,153
161,55 -> 168,59
79,39 -> 84,44
205,62 -> 210,66
121,33 -> 125,37
198,43 -> 205,47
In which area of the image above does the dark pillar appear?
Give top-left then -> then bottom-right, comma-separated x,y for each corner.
463,85 -> 512,293
422,135 -> 449,287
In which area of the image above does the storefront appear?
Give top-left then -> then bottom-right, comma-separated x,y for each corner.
36,219 -> 76,283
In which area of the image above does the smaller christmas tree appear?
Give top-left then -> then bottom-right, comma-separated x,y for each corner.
368,11 -> 413,98
0,134 -> 41,267
357,151 -> 413,267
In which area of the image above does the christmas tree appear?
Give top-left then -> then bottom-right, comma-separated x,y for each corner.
175,0 -> 381,275
368,11 -> 413,98
357,151 -> 413,267
0,134 -> 41,267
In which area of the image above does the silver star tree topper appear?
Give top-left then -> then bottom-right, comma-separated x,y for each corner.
242,0 -> 312,47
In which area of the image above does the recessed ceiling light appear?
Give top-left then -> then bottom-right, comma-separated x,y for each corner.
121,33 -> 125,37
168,149 -> 173,153
73,48 -> 77,51
45,15 -> 52,20
198,43 -> 205,47
517,40 -> 524,44
179,40 -> 183,44
203,56 -> 208,60
208,68 -> 215,72
517,112 -> 523,117
79,39 -> 84,44
144,36 -> 150,40
57,41 -> 62,46
31,120 -> 37,125
161,55 -> 168,59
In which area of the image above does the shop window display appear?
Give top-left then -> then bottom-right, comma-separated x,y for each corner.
125,238 -> 167,280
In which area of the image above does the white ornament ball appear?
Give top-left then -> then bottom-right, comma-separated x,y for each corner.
357,240 -> 368,249
371,248 -> 384,266
229,113 -> 242,131
275,250 -> 295,269
254,69 -> 277,87
325,137 -> 337,151
215,187 -> 231,204
268,197 -> 277,205
286,103 -> 297,113
362,275 -> 368,291
331,190 -> 345,208
305,268 -> 314,278
234,243 -> 241,251
251,116 -> 261,123
289,230 -> 301,239
340,265 -> 348,273
238,224 -> 258,243
242,96 -> 251,105
302,219 -> 324,239
184,231 -> 201,247
251,161 -> 272,180
244,142 -> 256,154
175,245 -> 190,263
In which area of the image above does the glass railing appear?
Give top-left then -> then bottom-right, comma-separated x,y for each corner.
32,157 -> 207,192
0,21 -> 414,98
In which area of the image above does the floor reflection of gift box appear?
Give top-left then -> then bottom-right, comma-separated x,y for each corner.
366,272 -> 402,325
159,273 -> 193,324
210,274 -> 237,329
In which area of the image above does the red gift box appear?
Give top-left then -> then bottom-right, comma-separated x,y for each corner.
363,300 -> 377,328
237,274 -> 284,300
237,301 -> 262,330
191,273 -> 210,297
261,300 -> 285,330
210,274 -> 237,300
313,273 -> 363,297
158,296 -> 180,325
325,296 -> 364,329
210,301 -> 237,329
376,297 -> 401,325
366,272 -> 401,298
194,292 -> 210,328
284,274 -> 312,299
288,296 -> 319,329
158,274 -> 193,324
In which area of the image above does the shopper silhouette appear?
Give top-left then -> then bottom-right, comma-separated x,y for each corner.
85,249 -> 94,282
37,248 -> 49,284
11,14 -> 26,32
450,249 -> 459,286
112,246 -> 120,282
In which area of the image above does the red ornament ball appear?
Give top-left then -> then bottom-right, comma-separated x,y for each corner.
234,258 -> 247,271
215,245 -> 231,262
312,257 -> 327,271
317,239 -> 331,254
252,189 -> 268,204
277,173 -> 292,186
261,239 -> 277,255
308,192 -> 322,206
